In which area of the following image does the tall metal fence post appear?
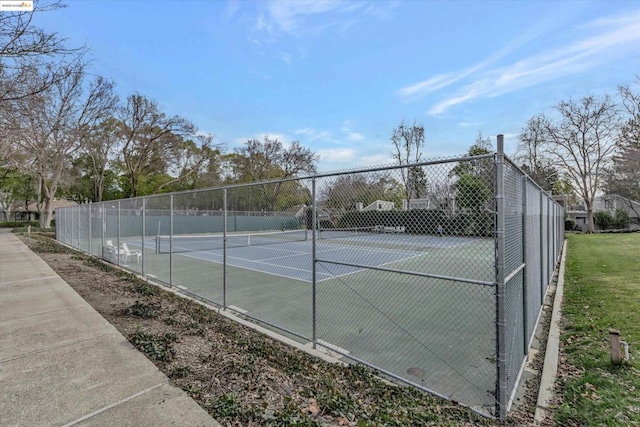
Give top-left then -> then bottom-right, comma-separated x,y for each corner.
101,205 -> 105,259
311,177 -> 317,349
521,175 -> 528,352
495,134 -> 508,420
552,206 -> 556,258
170,195 -> 174,286
546,193 -> 551,284
557,206 -> 561,259
88,203 -> 92,255
117,201 -> 121,266
223,189 -> 228,310
71,206 -> 75,248
539,190 -> 544,302
142,198 -> 146,275
79,206 -> 82,249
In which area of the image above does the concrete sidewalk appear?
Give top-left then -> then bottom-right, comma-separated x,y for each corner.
0,229 -> 220,426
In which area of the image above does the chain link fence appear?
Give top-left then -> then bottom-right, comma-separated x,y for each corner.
55,138 -> 564,419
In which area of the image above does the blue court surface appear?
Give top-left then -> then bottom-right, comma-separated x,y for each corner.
156,233 -> 479,283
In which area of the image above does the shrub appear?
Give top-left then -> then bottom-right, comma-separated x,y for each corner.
128,331 -> 177,362
0,220 -> 40,228
594,211 -> 613,230
564,218 -> 576,231
595,210 -> 630,230
124,300 -> 159,318
336,209 -> 493,237
613,209 -> 630,229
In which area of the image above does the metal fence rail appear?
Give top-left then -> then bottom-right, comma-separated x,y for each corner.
55,136 -> 564,419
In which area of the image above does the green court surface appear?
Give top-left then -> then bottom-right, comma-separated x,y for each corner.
118,236 -> 499,411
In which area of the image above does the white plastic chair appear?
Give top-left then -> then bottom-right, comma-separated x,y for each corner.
105,240 -> 126,263
121,243 -> 142,264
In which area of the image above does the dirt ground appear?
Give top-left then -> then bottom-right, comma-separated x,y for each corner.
20,232 -> 549,426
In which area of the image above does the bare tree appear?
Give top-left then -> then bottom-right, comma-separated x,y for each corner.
390,120 -> 426,202
618,77 -> 640,149
543,95 -> 618,233
319,173 -> 404,212
516,115 -> 558,191
117,93 -> 195,198
2,64 -> 117,227
429,178 -> 456,213
78,117 -> 121,202
604,79 -> 640,218
0,1 -> 84,171
232,137 -> 318,210
0,1 -> 83,104
158,133 -> 222,191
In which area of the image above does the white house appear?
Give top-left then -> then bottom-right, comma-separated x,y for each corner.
360,200 -> 395,212
566,194 -> 640,230
401,196 -> 445,211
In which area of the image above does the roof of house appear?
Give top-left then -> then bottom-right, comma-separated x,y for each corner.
601,194 -> 640,208
21,199 -> 78,212
362,200 -> 395,211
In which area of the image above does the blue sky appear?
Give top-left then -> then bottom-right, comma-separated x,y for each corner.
36,0 -> 640,172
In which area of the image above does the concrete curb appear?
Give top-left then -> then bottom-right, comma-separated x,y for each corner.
534,239 -> 567,424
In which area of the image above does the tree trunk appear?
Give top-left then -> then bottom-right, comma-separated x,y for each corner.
129,173 -> 138,198
94,174 -> 104,202
39,198 -> 53,229
586,205 -> 595,233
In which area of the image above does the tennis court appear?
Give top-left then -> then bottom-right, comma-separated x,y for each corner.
131,228 -> 497,411
57,149 -> 566,419
150,228 -> 484,283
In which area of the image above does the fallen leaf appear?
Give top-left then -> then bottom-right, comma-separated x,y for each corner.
308,398 -> 320,415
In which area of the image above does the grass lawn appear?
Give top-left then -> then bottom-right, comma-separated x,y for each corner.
555,233 -> 640,425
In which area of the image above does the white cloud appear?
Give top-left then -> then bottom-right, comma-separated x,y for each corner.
397,73 -> 460,98
225,0 -> 241,19
266,0 -> 350,33
251,0 -> 392,41
295,127 -> 333,141
247,1 -> 395,63
277,51 -> 292,63
457,122 -> 481,128
317,147 -> 357,163
396,8 -> 561,101
341,120 -> 365,141
360,153 -> 393,166
348,132 -> 364,141
424,10 -> 640,115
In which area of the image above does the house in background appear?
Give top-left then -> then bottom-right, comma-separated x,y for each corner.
9,199 -> 78,222
565,194 -> 640,231
358,200 -> 395,212
599,194 -> 640,226
402,196 -> 444,211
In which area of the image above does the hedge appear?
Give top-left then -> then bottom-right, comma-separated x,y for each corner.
334,209 -> 494,237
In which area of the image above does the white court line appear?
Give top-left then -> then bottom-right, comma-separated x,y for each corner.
173,251 -> 334,283
257,243 -> 417,262
317,242 -> 418,257
316,252 -> 427,283
168,240 -> 432,284
167,241 -> 305,256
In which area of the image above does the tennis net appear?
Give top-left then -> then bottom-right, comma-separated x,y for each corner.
156,229 -> 308,254
318,227 -> 380,240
